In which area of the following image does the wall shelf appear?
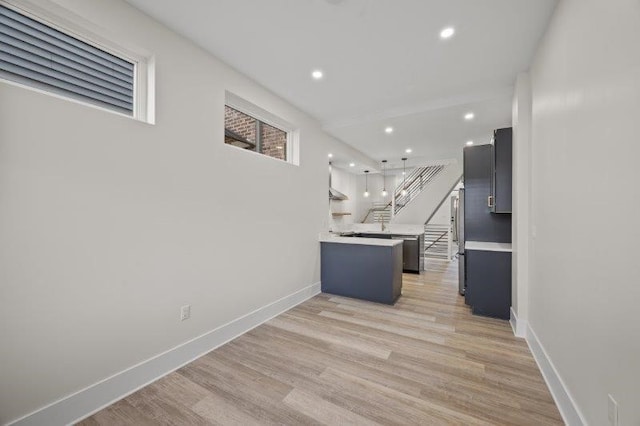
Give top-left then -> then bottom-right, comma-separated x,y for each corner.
331,212 -> 352,216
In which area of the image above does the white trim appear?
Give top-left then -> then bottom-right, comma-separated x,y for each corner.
509,306 -> 527,338
225,91 -> 300,166
525,323 -> 587,426
225,91 -> 295,132
222,141 -> 299,167
8,282 -> 322,426
0,78 -> 138,121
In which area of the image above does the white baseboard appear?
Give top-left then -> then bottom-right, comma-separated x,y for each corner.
525,324 -> 586,426
9,282 -> 322,426
509,307 -> 527,338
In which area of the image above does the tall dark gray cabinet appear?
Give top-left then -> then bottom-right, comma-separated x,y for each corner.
462,131 -> 513,320
491,128 -> 513,213
463,145 -> 511,243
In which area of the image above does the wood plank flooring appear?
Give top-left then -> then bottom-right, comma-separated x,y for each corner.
79,259 -> 562,425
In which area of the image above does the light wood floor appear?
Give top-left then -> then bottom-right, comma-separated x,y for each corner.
79,259 -> 562,425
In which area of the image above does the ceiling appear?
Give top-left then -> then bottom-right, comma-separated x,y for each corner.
125,0 -> 557,166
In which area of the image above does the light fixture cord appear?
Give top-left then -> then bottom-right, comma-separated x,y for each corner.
403,159 -> 407,193
383,162 -> 386,191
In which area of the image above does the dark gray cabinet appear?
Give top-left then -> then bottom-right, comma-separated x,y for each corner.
321,242 -> 403,305
465,249 -> 512,319
351,233 -> 424,273
463,145 -> 511,243
490,128 -> 513,213
393,235 -> 423,273
462,136 -> 512,321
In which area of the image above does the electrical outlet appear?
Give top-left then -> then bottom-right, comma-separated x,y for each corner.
180,305 -> 191,321
608,394 -> 618,426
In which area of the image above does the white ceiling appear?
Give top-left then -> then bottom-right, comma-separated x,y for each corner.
125,0 -> 557,165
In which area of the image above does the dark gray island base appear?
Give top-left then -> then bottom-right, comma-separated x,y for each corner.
320,237 -> 403,305
335,231 -> 424,273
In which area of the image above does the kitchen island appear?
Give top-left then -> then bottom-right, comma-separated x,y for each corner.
320,234 -> 403,304
338,231 -> 424,273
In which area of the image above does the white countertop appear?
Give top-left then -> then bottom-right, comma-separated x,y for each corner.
465,241 -> 513,252
339,224 -> 426,235
319,234 -> 403,247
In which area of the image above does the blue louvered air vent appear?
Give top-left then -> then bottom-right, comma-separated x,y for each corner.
0,4 -> 134,115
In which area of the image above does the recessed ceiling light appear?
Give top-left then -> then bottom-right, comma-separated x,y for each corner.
466,141 -> 474,146
328,153 -> 333,158
464,112 -> 475,120
405,148 -> 412,154
276,146 -> 283,149
311,70 -> 323,80
440,27 -> 455,39
349,162 -> 355,167
385,126 -> 394,134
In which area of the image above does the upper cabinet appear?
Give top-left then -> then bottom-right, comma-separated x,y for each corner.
490,128 -> 513,214
463,144 -> 512,243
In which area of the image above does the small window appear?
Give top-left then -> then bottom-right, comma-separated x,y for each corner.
225,105 -> 288,162
0,4 -> 135,115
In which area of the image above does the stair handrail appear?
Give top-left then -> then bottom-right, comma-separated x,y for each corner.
361,202 -> 392,223
424,230 -> 448,252
394,166 -> 426,197
395,166 -> 442,200
360,163 -> 448,222
394,165 -> 445,215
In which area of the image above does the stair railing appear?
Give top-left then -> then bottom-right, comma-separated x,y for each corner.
360,164 -> 447,223
424,224 -> 453,259
393,165 -> 445,215
361,202 -> 392,223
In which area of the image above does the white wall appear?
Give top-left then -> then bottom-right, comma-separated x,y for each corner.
329,166 -> 357,231
0,0 -> 375,423
527,0 -> 640,424
429,192 -> 455,225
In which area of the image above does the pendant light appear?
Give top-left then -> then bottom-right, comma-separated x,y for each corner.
363,170 -> 370,197
401,157 -> 408,196
381,160 -> 388,197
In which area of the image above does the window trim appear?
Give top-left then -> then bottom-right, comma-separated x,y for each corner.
225,91 -> 300,166
0,0 -> 155,124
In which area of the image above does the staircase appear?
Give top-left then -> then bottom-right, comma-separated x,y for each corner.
362,202 -> 392,223
360,161 -> 461,227
392,161 -> 462,225
424,223 -> 452,259
393,165 -> 444,216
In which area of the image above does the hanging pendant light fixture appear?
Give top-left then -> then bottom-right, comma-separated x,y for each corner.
363,170 -> 370,197
401,157 -> 408,196
381,160 -> 388,197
